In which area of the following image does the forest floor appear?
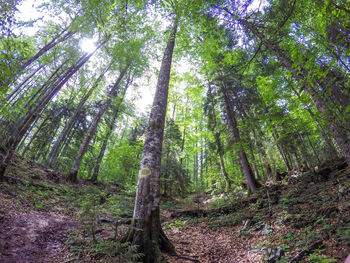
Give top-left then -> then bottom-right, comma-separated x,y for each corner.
0,155 -> 350,262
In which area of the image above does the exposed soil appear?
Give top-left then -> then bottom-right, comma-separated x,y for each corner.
164,222 -> 264,263
0,209 -> 76,263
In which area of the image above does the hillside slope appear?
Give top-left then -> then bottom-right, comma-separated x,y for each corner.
0,155 -> 349,262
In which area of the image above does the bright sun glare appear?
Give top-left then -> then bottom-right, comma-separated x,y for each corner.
80,38 -> 96,53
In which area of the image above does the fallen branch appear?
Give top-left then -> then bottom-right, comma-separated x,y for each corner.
289,241 -> 323,263
171,196 -> 259,219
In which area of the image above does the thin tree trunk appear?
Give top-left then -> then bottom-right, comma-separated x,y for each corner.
248,141 -> 261,180
179,101 -> 188,165
7,65 -> 44,101
68,66 -> 128,182
252,128 -> 273,179
16,114 -> 41,153
220,84 -> 260,193
46,66 -> 110,166
290,86 -> 339,159
19,31 -> 74,73
20,59 -> 69,109
193,149 -> 198,188
272,130 -> 292,171
208,87 -> 231,191
306,133 -> 321,164
21,115 -> 51,157
125,20 -> 178,262
90,74 -> 131,182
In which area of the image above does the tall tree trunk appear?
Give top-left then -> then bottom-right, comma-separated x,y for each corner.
236,99 -> 273,180
125,20 -> 178,263
90,74 -> 131,182
220,84 -> 260,193
248,141 -> 261,181
68,66 -> 128,182
46,66 -> 110,166
193,149 -> 198,188
21,59 -> 69,110
208,87 -> 231,191
179,101 -> 188,165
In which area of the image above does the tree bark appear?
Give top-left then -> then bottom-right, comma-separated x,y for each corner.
68,66 -> 128,182
290,86 -> 339,159
126,20 -> 178,263
252,128 -> 273,179
220,84 -> 260,193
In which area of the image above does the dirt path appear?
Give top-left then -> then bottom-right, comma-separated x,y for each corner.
0,210 -> 76,263
164,221 -> 264,263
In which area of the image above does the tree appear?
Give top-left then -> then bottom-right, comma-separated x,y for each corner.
206,86 -> 231,191
90,73 -> 133,182
125,18 -> 178,262
220,81 -> 261,193
0,40 -> 105,181
68,65 -> 129,182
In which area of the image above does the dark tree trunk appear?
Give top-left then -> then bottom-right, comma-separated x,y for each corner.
208,88 -> 231,191
68,66 -> 128,182
125,20 -> 178,263
220,85 -> 260,193
90,75 -> 131,182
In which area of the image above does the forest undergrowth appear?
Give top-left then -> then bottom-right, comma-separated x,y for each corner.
0,154 -> 349,263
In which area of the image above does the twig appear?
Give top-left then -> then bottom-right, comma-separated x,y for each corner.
266,189 -> 272,213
